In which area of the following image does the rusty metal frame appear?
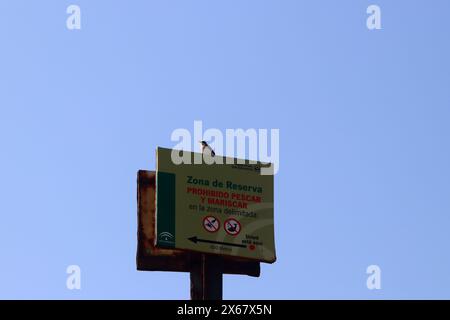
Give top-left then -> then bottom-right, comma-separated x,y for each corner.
136,170 -> 260,299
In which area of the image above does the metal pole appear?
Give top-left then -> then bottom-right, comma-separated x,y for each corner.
190,253 -> 223,300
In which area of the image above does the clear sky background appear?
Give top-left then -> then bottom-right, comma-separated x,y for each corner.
1,1 -> 449,299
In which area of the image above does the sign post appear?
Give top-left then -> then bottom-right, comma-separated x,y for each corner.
137,146 -> 275,299
190,253 -> 223,300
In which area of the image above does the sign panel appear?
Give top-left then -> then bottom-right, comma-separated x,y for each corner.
155,147 -> 276,263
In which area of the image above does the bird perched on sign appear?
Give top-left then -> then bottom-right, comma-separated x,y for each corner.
199,141 -> 215,157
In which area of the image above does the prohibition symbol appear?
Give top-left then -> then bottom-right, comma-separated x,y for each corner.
224,218 -> 241,236
203,216 -> 220,233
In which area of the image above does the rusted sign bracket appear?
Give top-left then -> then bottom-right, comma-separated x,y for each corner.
136,170 -> 260,300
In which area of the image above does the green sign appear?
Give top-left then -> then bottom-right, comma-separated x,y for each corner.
155,147 -> 276,263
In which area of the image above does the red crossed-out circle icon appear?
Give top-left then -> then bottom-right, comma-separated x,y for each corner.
224,218 -> 241,236
203,216 -> 220,233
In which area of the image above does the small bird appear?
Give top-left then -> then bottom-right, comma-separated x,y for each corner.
199,140 -> 215,157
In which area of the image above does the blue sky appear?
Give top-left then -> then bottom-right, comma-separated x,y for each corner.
0,1 -> 450,299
